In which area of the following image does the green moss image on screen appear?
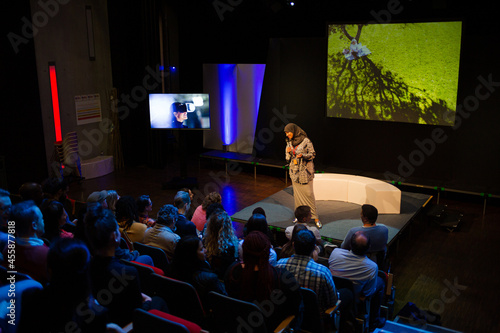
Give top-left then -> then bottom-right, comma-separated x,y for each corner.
326,22 -> 462,126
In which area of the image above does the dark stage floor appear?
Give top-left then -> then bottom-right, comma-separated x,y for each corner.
232,186 -> 432,245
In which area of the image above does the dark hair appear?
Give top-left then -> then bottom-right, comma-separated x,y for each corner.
279,224 -> 308,259
252,207 -> 266,217
241,231 -> 273,301
351,231 -> 371,256
115,196 -> 138,229
156,204 -> 178,226
84,204 -> 118,252
11,200 -> 40,236
361,204 -> 378,224
293,229 -> 316,256
244,213 -> 269,237
136,195 -> 151,213
201,192 -> 222,210
41,177 -> 68,197
206,203 -> 224,221
172,236 -> 204,279
41,200 -> 65,242
174,191 -> 191,210
294,205 -> 311,221
19,183 -> 44,205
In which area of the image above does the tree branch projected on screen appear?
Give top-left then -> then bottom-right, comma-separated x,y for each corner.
326,22 -> 462,126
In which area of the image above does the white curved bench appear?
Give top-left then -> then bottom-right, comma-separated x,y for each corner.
313,173 -> 401,214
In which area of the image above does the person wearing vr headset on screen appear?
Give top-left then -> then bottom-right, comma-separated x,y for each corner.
171,101 -> 195,128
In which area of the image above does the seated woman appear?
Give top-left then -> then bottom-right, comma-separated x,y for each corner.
106,190 -> 120,214
225,231 -> 303,330
203,210 -> 239,279
239,213 -> 277,266
40,200 -> 74,244
171,235 -> 227,307
191,192 -> 221,232
116,196 -> 148,243
136,194 -> 156,227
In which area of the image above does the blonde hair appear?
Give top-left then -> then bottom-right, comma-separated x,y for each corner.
106,190 -> 119,212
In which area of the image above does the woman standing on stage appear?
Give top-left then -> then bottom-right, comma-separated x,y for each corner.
284,123 -> 322,229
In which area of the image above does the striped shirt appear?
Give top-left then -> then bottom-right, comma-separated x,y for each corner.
277,254 -> 337,312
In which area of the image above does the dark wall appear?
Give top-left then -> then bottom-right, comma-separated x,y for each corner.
2,0 -> 48,192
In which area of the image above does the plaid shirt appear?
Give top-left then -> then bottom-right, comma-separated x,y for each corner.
277,254 -> 337,312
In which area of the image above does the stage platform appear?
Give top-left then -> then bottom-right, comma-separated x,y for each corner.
231,186 -> 432,246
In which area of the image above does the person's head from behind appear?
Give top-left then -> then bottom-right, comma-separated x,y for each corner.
252,207 -> 266,217
48,238 -> 91,293
293,229 -> 316,256
84,204 -> 119,254
295,205 -> 312,223
106,190 -> 119,212
172,236 -> 206,275
115,196 -> 138,228
201,192 -> 222,210
11,200 -> 44,238
0,188 -> 12,227
244,213 -> 269,237
361,204 -> 378,225
136,195 -> 152,215
41,200 -> 67,240
241,231 -> 273,301
174,191 -> 191,213
205,202 -> 224,221
42,177 -> 68,201
156,204 -> 178,228
205,210 -> 236,256
179,188 -> 194,202
86,190 -> 109,209
351,230 -> 371,256
19,182 -> 44,206
291,223 -> 308,242
171,102 -> 188,123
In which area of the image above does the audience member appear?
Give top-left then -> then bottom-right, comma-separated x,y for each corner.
225,231 -> 302,331
19,182 -> 44,206
42,177 -> 76,226
144,204 -> 180,261
86,190 -> 109,209
136,194 -> 155,227
179,187 -> 196,220
341,204 -> 388,265
238,213 -> 277,266
286,205 -> 321,242
203,210 -> 238,279
279,223 -> 308,260
171,235 -> 227,307
329,231 -> 386,330
106,190 -> 120,214
20,238 -> 110,332
115,196 -> 147,243
277,229 -> 354,331
85,204 -> 167,327
173,190 -> 197,238
2,201 -> 49,284
40,200 -> 74,243
191,192 -> 221,232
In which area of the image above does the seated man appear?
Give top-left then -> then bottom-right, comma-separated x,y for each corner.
329,231 -> 386,330
144,204 -> 180,261
173,190 -> 198,238
277,229 -> 354,331
85,204 -> 166,327
2,200 -> 49,284
341,204 -> 388,265
285,205 -> 321,242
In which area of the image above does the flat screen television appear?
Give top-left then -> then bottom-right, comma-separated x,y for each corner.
326,21 -> 462,126
149,93 -> 210,129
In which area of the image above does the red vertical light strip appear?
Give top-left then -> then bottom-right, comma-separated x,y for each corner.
49,64 -> 62,142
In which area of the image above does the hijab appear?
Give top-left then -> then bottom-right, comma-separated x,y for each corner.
284,123 -> 308,147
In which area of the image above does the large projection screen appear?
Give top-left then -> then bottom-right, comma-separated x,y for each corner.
326,22 -> 462,126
